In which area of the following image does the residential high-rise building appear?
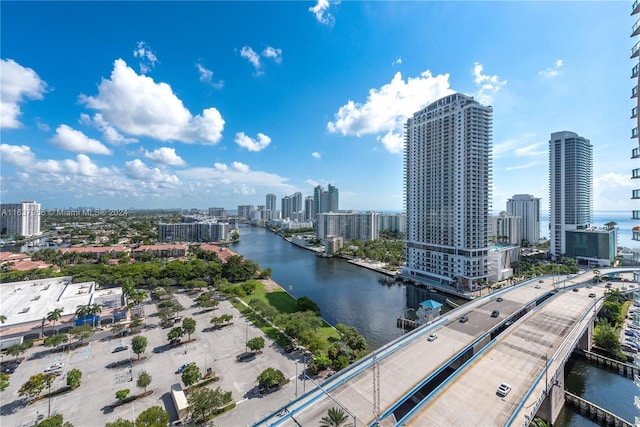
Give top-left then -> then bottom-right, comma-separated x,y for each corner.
403,93 -> 492,292
313,185 -> 324,217
327,185 -> 339,213
304,196 -> 314,222
208,207 -> 226,218
313,184 -> 339,217
266,193 -> 277,212
549,131 -> 593,260
506,194 -> 540,246
281,195 -> 292,220
489,211 -> 522,246
291,192 -> 303,216
237,205 -> 254,220
316,211 -> 377,241
631,1 -> 640,252
0,201 -> 41,237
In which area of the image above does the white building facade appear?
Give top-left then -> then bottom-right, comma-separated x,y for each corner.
506,194 -> 540,245
0,201 -> 41,237
403,93 -> 492,291
549,131 -> 593,260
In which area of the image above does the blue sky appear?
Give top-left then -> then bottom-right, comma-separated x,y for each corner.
0,1 -> 633,213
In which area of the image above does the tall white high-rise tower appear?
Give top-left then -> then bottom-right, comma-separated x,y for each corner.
506,194 -> 540,246
403,93 -> 492,292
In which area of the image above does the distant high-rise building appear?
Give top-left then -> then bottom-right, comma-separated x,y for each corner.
316,211 -> 377,241
237,205 -> 254,220
208,207 -> 226,218
313,184 -> 339,217
292,192 -> 303,216
403,93 -> 492,292
327,185 -> 339,213
266,193 -> 277,212
304,196 -> 314,222
281,195 -> 292,220
506,194 -> 540,246
0,201 -> 41,237
549,131 -> 593,260
489,211 -> 522,246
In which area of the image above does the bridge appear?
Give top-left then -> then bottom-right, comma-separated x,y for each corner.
253,268 -> 638,427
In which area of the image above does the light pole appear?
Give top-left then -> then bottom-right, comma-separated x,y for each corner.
295,361 -> 298,397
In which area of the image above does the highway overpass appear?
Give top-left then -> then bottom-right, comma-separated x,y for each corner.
254,268 -> 638,427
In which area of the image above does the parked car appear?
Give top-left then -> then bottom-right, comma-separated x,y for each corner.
176,363 -> 190,374
625,330 -> 637,337
496,383 -> 511,397
622,344 -> 638,354
496,297 -> 503,302
427,333 -> 438,341
491,310 -> 500,318
459,316 -> 469,323
534,285 -> 541,289
588,293 -> 596,298
236,352 -> 256,362
572,288 -> 579,292
44,363 -> 64,373
112,345 -> 128,353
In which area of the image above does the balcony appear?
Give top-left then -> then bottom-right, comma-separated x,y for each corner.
633,40 -> 640,59
633,168 -> 640,179
634,64 -> 640,79
633,106 -> 639,119
633,147 -> 640,159
633,189 -> 640,199
634,0 -> 640,16
633,85 -> 639,98
635,19 -> 640,37
634,210 -> 640,220
634,127 -> 639,139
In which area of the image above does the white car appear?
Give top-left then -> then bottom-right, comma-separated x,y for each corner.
496,383 -> 511,397
44,363 -> 63,373
427,333 -> 438,341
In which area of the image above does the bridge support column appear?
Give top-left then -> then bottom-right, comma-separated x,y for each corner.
535,364 -> 565,426
577,318 -> 594,350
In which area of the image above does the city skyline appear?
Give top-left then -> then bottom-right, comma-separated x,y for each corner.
0,1 -> 632,212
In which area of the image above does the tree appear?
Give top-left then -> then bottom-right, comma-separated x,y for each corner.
181,363 -> 201,387
105,418 -> 135,427
115,389 -> 130,402
593,269 -> 601,282
256,367 -> 285,390
69,324 -> 94,345
296,296 -> 320,314
66,368 -> 82,389
319,407 -> 353,427
112,323 -> 126,336
129,317 -> 144,332
594,319 -> 622,356
247,336 -> 265,352
182,317 -> 196,341
131,336 -> 148,360
6,343 -> 27,361
0,372 -> 9,392
167,327 -> 184,342
74,305 -> 90,324
46,308 -> 64,335
136,371 -> 152,393
34,413 -> 73,427
0,314 -> 6,324
43,334 -> 68,350
88,303 -> 102,327
135,406 -> 169,427
19,373 -> 56,400
187,386 -> 232,423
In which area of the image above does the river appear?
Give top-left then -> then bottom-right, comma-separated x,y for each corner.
229,224 -> 461,349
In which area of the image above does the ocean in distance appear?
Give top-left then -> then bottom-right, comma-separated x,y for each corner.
538,211 -> 638,249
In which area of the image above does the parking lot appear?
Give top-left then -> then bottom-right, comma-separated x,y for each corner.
1,290 -> 310,426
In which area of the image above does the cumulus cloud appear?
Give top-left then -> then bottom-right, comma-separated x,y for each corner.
327,70 -> 453,153
196,63 -> 224,89
125,159 -> 180,185
594,172 -> 635,211
33,154 -> 112,177
539,59 -> 564,78
0,59 -> 47,129
392,57 -> 402,66
262,46 -> 283,64
143,147 -> 186,166
49,124 -> 112,155
133,41 -> 158,74
232,161 -> 250,173
79,59 -> 225,144
309,0 -> 336,26
80,113 -> 138,145
234,132 -> 271,152
473,62 -> 506,105
312,152 -> 321,159
0,144 -> 36,167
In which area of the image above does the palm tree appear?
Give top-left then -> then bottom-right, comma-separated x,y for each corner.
75,305 -> 90,326
319,407 -> 353,427
0,314 -> 6,324
88,303 -> 102,327
46,308 -> 64,335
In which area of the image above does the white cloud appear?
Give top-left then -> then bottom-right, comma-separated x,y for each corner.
49,124 -> 112,155
133,41 -> 158,74
36,118 -> 50,132
473,62 -> 507,105
234,132 -> 271,152
240,46 -> 262,75
143,147 -> 186,166
392,57 -> 402,66
504,160 -> 543,171
309,0 -> 336,26
513,142 -> 547,158
80,113 -> 138,145
33,154 -> 112,177
0,144 -> 36,167
262,46 -> 283,64
232,161 -> 250,173
80,59 -> 225,144
213,162 -> 228,172
327,70 -> 453,153
0,59 -> 47,129
312,152 -> 321,159
539,59 -> 564,78
124,159 -> 180,185
196,63 -> 224,89
594,172 -> 635,211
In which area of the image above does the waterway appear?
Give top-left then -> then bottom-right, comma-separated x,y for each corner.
229,224 -> 462,349
556,357 -> 638,427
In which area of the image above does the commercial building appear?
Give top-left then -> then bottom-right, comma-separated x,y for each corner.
506,194 -> 541,245
0,201 -> 41,237
565,227 -> 617,267
402,93 -> 492,292
549,131 -> 593,260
